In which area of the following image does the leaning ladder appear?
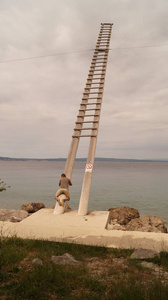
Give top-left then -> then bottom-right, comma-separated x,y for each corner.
64,23 -> 113,215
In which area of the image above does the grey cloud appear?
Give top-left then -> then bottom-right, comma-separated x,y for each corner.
0,0 -> 168,159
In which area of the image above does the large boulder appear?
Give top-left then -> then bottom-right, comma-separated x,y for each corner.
126,215 -> 167,233
108,206 -> 140,225
21,202 -> 45,213
0,209 -> 29,222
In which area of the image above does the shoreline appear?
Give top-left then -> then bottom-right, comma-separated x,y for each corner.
1,156 -> 168,162
1,208 -> 168,251
0,205 -> 168,228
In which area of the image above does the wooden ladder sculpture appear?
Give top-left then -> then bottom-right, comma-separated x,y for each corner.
54,23 -> 113,215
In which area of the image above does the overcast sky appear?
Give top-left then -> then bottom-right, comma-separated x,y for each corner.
0,0 -> 168,159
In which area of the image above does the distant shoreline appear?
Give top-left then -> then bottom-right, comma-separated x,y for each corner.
0,157 -> 168,162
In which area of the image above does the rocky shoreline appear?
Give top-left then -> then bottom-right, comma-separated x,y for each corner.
0,203 -> 167,233
0,202 -> 45,223
108,206 -> 167,233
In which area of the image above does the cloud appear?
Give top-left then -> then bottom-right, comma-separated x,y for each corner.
0,0 -> 168,159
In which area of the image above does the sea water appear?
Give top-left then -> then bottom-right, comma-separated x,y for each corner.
0,160 -> 168,226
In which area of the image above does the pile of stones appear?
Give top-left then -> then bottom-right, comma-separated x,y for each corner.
108,206 -> 167,233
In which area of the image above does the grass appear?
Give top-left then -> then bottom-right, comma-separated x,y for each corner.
0,236 -> 168,299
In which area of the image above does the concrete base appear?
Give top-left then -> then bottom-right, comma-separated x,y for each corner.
53,194 -> 67,215
1,208 -> 168,252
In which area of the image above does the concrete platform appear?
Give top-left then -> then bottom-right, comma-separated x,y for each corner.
1,208 -> 168,252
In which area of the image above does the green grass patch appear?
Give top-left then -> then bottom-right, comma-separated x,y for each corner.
0,237 -> 168,299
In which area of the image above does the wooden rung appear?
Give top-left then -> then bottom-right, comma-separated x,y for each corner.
98,41 -> 110,44
83,92 -> 103,95
95,45 -> 107,48
86,79 -> 104,87
86,82 -> 102,85
89,71 -> 105,73
90,67 -> 106,70
93,52 -> 108,55
77,114 -> 99,117
85,86 -> 103,89
76,121 -> 98,124
74,127 -> 97,131
92,58 -> 107,61
89,70 -> 105,74
72,135 -> 97,138
87,78 -> 102,81
88,77 -> 104,80
89,73 -> 105,76
83,94 -> 102,96
91,65 -> 105,68
87,75 -> 104,78
83,102 -> 101,105
98,36 -> 110,38
79,108 -> 100,111
89,69 -> 106,72
98,38 -> 110,40
98,41 -> 110,43
88,74 -> 105,76
92,59 -> 107,62
93,54 -> 108,57
81,103 -> 101,106
90,68 -> 106,71
92,61 -> 107,64
82,97 -> 102,100
91,61 -> 106,64
84,89 -> 102,91
101,22 -> 113,25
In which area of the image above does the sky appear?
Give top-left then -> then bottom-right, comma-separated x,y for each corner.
0,0 -> 168,160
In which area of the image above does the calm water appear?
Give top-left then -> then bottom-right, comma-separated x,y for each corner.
0,160 -> 168,226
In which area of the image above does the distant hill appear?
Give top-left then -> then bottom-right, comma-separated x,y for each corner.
0,156 -> 167,162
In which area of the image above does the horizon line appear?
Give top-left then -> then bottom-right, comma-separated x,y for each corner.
0,156 -> 168,162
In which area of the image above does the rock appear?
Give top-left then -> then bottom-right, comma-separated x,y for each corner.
10,216 -> 23,223
141,261 -> 161,271
108,207 -> 140,225
108,222 -> 126,231
107,207 -> 167,233
130,248 -> 160,259
21,202 -> 45,213
51,253 -> 82,265
85,257 -> 100,262
32,258 -> 43,265
126,215 -> 167,233
0,209 -> 29,222
113,258 -> 126,264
